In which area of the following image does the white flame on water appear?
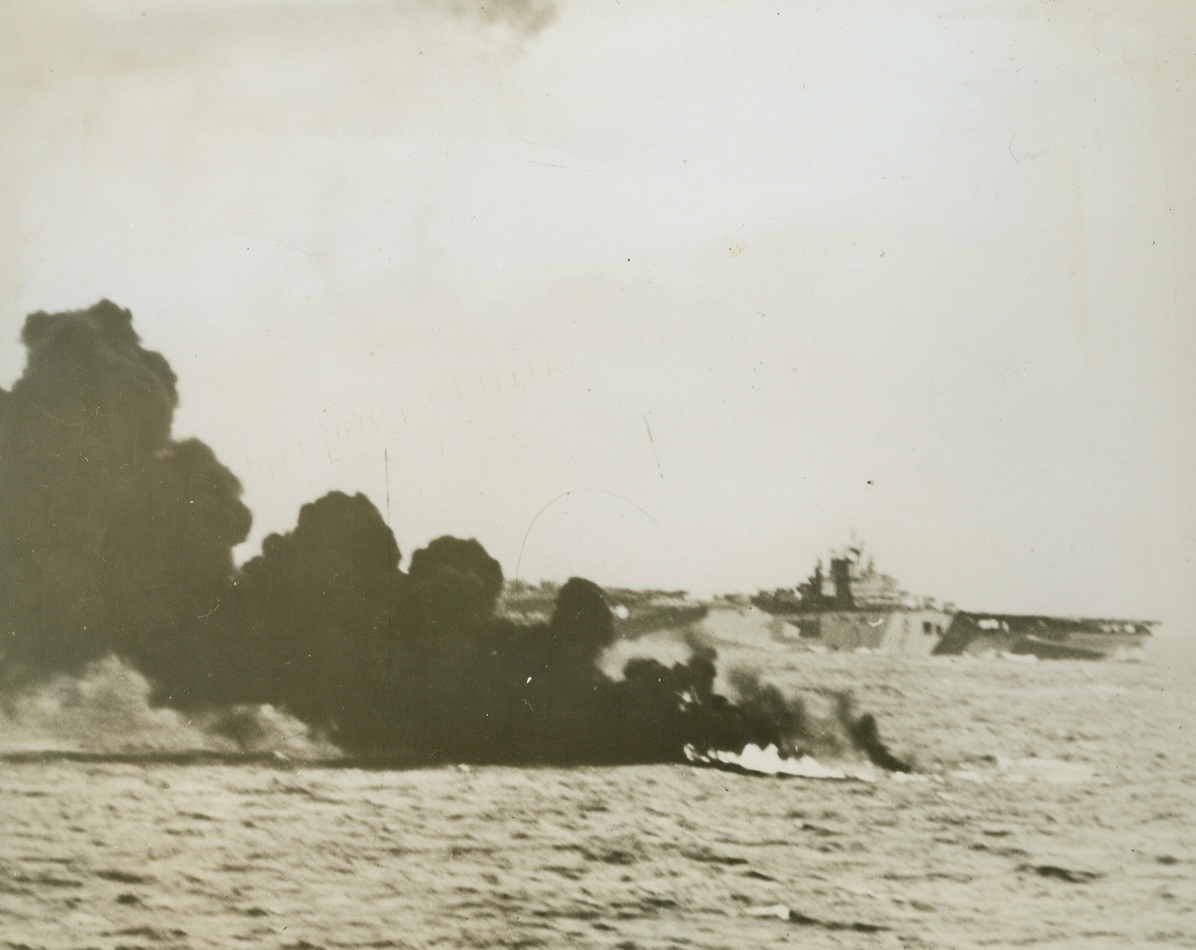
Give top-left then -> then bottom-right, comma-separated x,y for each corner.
684,743 -> 879,781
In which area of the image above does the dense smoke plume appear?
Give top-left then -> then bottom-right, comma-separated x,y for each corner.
0,301 -> 908,770
0,301 -> 250,684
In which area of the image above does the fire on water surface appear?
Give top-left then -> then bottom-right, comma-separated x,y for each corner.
684,742 -> 880,780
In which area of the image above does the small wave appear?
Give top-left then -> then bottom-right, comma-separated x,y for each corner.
948,756 -> 1096,785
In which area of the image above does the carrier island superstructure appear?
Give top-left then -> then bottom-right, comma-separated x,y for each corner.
752,543 -> 1156,659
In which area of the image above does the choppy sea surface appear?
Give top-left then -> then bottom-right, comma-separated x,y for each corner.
3,632 -> 1194,949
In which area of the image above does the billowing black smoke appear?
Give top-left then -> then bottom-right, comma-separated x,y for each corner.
0,301 -> 910,770
0,301 -> 251,685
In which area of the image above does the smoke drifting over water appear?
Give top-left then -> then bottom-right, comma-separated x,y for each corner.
0,656 -> 335,760
0,301 -> 907,771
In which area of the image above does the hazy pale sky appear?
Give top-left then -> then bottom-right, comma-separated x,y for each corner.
2,1 -> 1193,627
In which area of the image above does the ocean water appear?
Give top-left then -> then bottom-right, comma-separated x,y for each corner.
3,635 -> 1194,949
